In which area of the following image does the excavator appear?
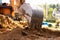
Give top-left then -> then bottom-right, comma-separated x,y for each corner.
14,0 -> 43,30
0,0 -> 43,33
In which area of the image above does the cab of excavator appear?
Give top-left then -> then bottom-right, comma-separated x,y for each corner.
0,3 -> 13,17
0,0 -> 14,17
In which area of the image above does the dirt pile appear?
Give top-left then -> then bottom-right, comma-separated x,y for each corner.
0,15 -> 60,40
0,14 -> 28,33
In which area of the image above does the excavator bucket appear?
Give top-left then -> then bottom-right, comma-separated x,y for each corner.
28,6 -> 43,30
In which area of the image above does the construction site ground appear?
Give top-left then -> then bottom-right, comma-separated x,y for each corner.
0,27 -> 60,40
0,14 -> 60,40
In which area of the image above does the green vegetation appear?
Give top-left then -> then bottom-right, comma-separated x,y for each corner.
45,19 -> 56,23
48,7 -> 54,19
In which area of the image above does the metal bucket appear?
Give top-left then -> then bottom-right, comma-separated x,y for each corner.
30,6 -> 43,30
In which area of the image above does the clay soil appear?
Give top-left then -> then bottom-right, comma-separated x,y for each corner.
0,27 -> 60,40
